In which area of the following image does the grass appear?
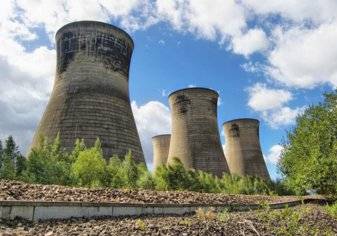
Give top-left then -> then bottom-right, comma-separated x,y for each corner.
325,202 -> 337,219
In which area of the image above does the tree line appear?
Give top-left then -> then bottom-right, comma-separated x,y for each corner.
0,134 -> 286,195
0,90 -> 336,196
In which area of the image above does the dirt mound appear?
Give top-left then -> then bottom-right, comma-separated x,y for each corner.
0,180 -> 299,204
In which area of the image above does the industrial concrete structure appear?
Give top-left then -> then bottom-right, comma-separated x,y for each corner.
152,134 -> 171,170
223,118 -> 270,180
167,88 -> 229,177
30,21 -> 145,162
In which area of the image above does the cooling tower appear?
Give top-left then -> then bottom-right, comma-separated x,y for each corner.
167,88 -> 229,177
30,21 -> 145,162
223,118 -> 270,180
152,134 -> 171,170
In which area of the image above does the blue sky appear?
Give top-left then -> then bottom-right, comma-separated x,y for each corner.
1,0 -> 337,180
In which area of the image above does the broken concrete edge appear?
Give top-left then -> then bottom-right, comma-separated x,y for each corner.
0,198 -> 329,222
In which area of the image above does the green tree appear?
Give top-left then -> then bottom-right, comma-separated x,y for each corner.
107,156 -> 124,188
0,136 -> 21,180
137,163 -> 155,189
153,158 -> 192,191
70,139 -> 86,162
71,140 -> 106,187
279,90 -> 337,195
121,151 -> 139,188
15,154 -> 26,177
23,135 -> 73,185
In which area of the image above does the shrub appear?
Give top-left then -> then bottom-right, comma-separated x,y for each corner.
121,151 -> 139,188
137,163 -> 155,189
22,134 -> 73,185
71,139 -> 106,187
107,156 -> 124,188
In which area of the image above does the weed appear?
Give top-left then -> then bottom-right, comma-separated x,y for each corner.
179,219 -> 192,226
135,219 -> 146,231
325,202 -> 337,219
195,207 -> 217,221
217,208 -> 230,222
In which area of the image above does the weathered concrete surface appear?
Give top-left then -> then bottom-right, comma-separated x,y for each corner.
167,88 -> 229,177
30,21 -> 144,162
223,118 -> 270,180
0,198 -> 326,221
152,134 -> 171,170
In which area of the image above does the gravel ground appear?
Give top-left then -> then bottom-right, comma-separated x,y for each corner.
0,205 -> 336,235
0,180 -> 302,204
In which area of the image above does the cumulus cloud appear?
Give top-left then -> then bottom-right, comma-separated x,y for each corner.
131,101 -> 171,165
247,83 -> 304,127
0,57 -> 48,153
230,28 -> 269,57
266,24 -> 337,88
247,83 -> 292,111
243,0 -> 337,25
264,144 -> 284,164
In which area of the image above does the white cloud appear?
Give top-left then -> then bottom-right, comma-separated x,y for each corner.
131,101 -> 171,164
15,0 -> 150,34
230,28 -> 269,57
247,83 -> 304,127
156,0 -> 247,42
264,144 -> 284,164
261,106 -> 305,128
0,57 -> 48,153
243,0 -> 337,25
266,24 -> 337,88
247,83 -> 292,111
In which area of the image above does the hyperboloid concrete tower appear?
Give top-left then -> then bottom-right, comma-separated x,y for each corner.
223,118 -> 270,180
167,88 -> 229,177
152,134 -> 171,170
30,21 -> 145,162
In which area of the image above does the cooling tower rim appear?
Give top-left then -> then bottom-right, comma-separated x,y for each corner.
168,87 -> 218,97
55,20 -> 134,48
152,134 -> 171,139
223,118 -> 259,125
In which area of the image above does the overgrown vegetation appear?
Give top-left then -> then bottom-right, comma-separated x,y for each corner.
279,90 -> 337,196
257,205 -> 336,235
1,91 -> 335,195
0,135 -> 287,195
325,202 -> 337,219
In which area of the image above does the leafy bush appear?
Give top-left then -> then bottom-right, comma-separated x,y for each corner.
22,134 -> 73,185
72,139 -> 106,187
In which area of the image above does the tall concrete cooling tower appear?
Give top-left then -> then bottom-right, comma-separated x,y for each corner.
152,134 -> 171,170
223,118 -> 270,180
30,21 -> 145,163
167,88 -> 229,177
